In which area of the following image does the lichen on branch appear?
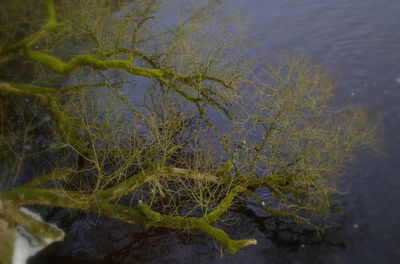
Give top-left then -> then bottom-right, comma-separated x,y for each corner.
0,0 -> 379,258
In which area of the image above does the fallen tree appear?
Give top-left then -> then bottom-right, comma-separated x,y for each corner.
0,0 -> 378,261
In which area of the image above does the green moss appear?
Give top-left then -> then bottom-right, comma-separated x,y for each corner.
25,49 -> 66,73
24,49 -> 168,82
45,0 -> 57,24
0,82 -> 56,96
203,186 -> 244,223
137,202 -> 162,222
0,226 -> 15,264
195,219 -> 256,253
17,83 -> 57,94
2,186 -> 257,253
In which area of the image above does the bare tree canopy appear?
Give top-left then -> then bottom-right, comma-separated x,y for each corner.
0,0 -> 379,261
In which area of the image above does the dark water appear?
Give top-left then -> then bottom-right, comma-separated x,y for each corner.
31,0 -> 400,263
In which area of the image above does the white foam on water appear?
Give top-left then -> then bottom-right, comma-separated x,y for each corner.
12,226 -> 43,264
12,208 -> 64,264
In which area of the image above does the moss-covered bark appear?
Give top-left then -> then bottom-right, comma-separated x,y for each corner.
0,221 -> 14,264
0,0 -> 376,259
1,181 -> 257,253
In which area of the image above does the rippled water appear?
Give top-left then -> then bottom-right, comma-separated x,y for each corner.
31,1 -> 400,263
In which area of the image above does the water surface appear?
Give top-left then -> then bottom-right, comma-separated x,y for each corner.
31,1 -> 400,263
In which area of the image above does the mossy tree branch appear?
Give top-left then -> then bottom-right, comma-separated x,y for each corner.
0,0 -> 378,258
1,181 -> 256,253
0,0 -> 64,65
21,48 -> 230,124
0,82 -> 87,151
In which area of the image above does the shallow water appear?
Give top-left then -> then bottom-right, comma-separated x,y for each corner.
30,0 -> 400,263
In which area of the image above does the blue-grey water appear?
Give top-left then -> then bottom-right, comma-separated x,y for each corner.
31,0 -> 400,263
